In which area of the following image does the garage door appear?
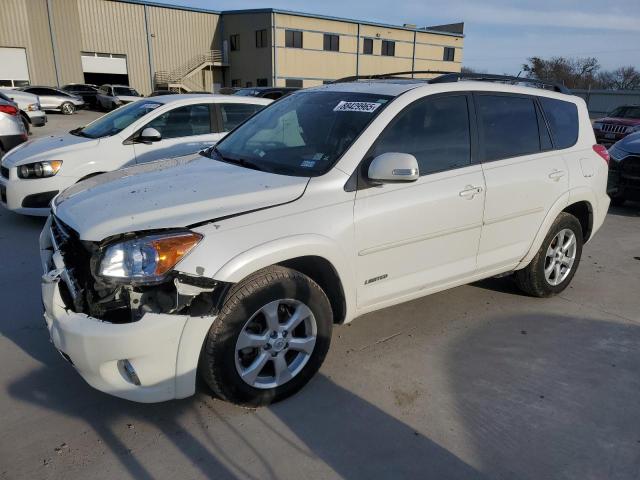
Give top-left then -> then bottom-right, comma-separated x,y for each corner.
0,47 -> 30,87
81,52 -> 128,75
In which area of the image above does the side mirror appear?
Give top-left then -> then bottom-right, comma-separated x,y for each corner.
139,127 -> 161,143
368,152 -> 419,183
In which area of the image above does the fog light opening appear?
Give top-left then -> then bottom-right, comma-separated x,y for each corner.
118,359 -> 141,386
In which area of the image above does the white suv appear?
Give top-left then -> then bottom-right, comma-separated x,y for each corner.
40,74 -> 610,406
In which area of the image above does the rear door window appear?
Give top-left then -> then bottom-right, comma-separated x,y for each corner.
477,95 -> 540,161
539,97 -> 579,149
371,94 -> 472,175
219,103 -> 264,131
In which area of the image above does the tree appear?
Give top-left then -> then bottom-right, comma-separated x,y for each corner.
522,56 -> 602,89
597,66 -> 640,90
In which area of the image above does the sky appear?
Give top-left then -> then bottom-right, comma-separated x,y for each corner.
151,0 -> 640,75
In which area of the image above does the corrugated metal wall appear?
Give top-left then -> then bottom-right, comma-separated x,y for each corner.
77,0 -> 152,93
49,0 -> 83,85
0,0 -> 57,86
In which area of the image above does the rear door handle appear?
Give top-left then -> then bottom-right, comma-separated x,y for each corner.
548,170 -> 566,181
459,185 -> 483,199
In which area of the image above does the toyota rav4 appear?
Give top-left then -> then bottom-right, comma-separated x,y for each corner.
40,74 -> 610,406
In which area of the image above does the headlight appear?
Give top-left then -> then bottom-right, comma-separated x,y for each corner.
18,160 -> 63,179
593,122 -> 603,130
26,103 -> 39,111
98,232 -> 203,283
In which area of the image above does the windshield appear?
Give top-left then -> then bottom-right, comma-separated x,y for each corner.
212,91 -> 391,176
609,106 -> 640,119
114,87 -> 140,97
76,100 -> 161,138
234,89 -> 258,96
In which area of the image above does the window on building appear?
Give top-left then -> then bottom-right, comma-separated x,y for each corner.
323,34 -> 339,52
443,47 -> 455,62
146,104 -> 212,139
285,30 -> 303,48
231,79 -> 241,88
245,81 -> 253,87
477,95 -> 541,161
219,103 -> 264,131
381,40 -> 395,57
540,97 -> 579,149
363,38 -> 373,55
230,34 -> 240,51
285,79 -> 303,88
371,95 -> 471,175
257,78 -> 268,87
256,29 -> 267,48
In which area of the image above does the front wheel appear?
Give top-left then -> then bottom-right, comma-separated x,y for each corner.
61,102 -> 75,115
515,212 -> 583,297
200,266 -> 333,407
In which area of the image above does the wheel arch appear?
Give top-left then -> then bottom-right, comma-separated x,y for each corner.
563,200 -> 593,242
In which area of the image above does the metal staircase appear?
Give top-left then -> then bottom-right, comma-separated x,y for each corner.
155,50 -> 227,93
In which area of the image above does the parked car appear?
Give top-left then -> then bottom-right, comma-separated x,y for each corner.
0,94 -> 271,214
607,132 -> 640,206
35,76 -> 609,406
0,98 -> 28,159
0,88 -> 47,133
62,83 -> 100,108
592,105 -> 640,146
233,86 -> 299,100
16,86 -> 84,114
96,85 -> 142,110
149,90 -> 211,96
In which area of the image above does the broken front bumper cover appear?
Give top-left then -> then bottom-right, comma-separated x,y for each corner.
40,216 -> 216,403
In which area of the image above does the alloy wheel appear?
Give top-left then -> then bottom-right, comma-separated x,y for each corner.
234,299 -> 317,389
544,228 -> 577,286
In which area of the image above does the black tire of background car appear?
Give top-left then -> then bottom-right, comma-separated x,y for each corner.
200,265 -> 333,407
515,212 -> 583,297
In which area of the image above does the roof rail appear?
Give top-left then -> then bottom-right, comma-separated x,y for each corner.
428,72 -> 571,94
330,70 -> 571,94
331,70 -> 456,84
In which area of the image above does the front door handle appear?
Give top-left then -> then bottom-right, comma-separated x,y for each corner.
459,185 -> 483,199
548,169 -> 566,181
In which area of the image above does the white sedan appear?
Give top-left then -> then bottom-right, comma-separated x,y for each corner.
0,94 -> 271,215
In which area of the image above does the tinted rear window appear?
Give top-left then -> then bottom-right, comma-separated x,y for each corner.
540,98 -> 579,149
478,95 -> 540,161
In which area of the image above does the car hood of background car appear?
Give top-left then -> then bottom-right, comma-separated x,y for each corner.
1,133 -> 98,167
597,117 -> 640,127
53,154 -> 310,241
616,132 -> 640,153
116,95 -> 141,103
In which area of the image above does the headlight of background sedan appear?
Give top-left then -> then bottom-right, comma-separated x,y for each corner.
18,160 -> 63,179
98,232 -> 203,283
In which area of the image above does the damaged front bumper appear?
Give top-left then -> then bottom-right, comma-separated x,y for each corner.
39,216 -> 217,403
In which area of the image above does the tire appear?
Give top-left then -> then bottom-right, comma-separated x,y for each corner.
200,265 -> 333,407
21,115 -> 31,135
610,195 -> 626,207
515,212 -> 583,297
61,102 -> 75,115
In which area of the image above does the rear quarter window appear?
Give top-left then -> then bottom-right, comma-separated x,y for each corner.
540,97 -> 579,149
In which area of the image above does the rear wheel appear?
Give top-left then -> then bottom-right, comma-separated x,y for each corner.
200,265 -> 332,407
515,212 -> 583,297
61,102 -> 75,115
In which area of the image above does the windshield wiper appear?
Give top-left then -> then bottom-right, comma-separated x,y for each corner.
210,146 -> 267,172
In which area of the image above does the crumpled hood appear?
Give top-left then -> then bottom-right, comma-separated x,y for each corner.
1,133 -> 97,167
53,154 -> 309,241
617,131 -> 640,153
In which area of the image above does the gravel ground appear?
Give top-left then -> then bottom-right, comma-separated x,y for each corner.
1,113 -> 639,480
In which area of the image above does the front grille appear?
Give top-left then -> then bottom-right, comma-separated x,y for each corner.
601,123 -> 630,134
621,156 -> 640,179
1,166 -> 9,179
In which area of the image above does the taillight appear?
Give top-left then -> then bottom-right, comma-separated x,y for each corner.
0,104 -> 19,116
593,144 -> 610,165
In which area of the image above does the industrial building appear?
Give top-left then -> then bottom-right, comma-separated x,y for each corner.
0,0 -> 464,95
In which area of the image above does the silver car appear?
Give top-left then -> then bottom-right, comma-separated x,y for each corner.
0,88 -> 47,133
16,86 -> 84,115
0,98 -> 27,158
